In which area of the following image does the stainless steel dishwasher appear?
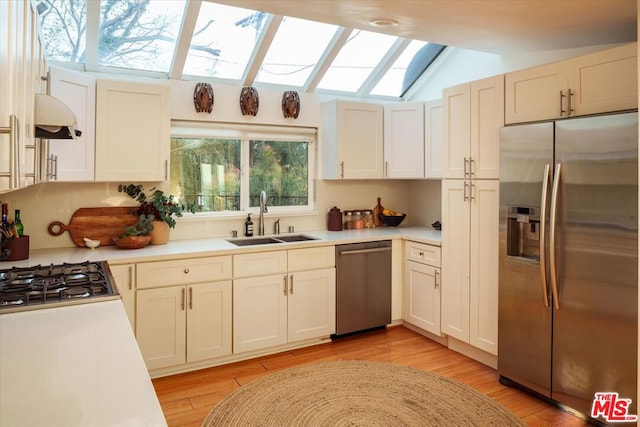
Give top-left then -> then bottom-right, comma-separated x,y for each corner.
334,240 -> 392,336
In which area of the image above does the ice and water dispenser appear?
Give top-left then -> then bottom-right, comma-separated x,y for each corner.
506,206 -> 541,261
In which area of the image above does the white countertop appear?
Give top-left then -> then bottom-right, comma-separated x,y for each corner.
0,226 -> 439,426
0,226 -> 441,267
0,300 -> 167,427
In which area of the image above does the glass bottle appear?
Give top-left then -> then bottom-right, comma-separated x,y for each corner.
14,210 -> 23,237
373,197 -> 384,227
1,204 -> 7,227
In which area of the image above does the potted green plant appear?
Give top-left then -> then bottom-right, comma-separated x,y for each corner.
118,184 -> 195,245
113,213 -> 155,249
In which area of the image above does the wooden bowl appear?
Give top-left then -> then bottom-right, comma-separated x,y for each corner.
113,235 -> 152,249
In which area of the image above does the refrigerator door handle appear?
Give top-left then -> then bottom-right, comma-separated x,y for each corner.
539,164 -> 551,308
549,163 -> 561,310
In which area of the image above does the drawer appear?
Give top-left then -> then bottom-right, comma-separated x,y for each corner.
234,250 -> 287,278
288,246 -> 335,271
137,256 -> 232,289
405,241 -> 440,267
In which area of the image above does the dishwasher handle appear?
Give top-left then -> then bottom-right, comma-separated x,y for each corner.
338,247 -> 392,256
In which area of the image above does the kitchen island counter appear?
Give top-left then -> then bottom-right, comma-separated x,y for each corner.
0,300 -> 166,427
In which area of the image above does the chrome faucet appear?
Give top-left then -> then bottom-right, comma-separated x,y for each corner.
258,191 -> 267,236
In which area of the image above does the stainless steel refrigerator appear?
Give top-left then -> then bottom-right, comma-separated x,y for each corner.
498,112 -> 638,423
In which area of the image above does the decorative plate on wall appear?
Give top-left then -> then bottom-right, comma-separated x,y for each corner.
240,86 -> 259,116
193,82 -> 214,113
282,90 -> 300,119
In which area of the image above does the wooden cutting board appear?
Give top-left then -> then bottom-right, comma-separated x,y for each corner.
48,207 -> 139,247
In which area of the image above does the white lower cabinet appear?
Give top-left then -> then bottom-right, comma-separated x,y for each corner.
233,247 -> 336,354
135,256 -> 233,371
404,241 -> 442,336
109,263 -> 136,331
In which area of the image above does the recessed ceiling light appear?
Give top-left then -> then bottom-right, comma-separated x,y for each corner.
369,18 -> 399,27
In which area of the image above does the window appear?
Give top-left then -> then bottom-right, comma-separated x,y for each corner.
171,123 -> 315,215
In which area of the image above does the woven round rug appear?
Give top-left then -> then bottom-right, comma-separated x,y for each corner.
202,360 -> 525,426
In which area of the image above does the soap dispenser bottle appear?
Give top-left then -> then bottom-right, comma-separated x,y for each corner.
244,213 -> 254,237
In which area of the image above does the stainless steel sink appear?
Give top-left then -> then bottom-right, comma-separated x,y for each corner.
226,237 -> 283,246
226,234 -> 318,246
274,234 -> 318,242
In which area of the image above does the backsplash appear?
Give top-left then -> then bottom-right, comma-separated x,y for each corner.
1,179 -> 440,250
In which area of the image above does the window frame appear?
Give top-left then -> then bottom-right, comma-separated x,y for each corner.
171,121 -> 317,217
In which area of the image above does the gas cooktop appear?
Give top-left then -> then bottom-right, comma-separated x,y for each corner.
0,261 -> 119,313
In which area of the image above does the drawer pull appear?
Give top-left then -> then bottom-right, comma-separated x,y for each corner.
419,251 -> 424,256
184,268 -> 190,274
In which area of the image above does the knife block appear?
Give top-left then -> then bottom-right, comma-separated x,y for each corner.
5,235 -> 29,261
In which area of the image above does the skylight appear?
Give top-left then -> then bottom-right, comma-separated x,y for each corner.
255,17 -> 339,87
37,0 -> 446,99
183,2 -> 264,80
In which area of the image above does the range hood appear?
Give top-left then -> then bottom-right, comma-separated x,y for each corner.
34,94 -> 82,139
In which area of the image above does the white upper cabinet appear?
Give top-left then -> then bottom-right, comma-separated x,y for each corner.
505,43 -> 637,124
383,102 -> 424,178
95,79 -> 170,182
443,75 -> 504,179
322,101 -> 384,179
424,100 -> 443,179
1,1 -> 44,192
48,65 -> 96,181
442,83 -> 470,179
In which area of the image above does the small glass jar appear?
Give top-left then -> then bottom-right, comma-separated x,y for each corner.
343,210 -> 353,229
351,210 -> 363,229
362,210 -> 374,228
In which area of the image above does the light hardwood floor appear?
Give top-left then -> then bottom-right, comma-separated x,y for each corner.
152,326 -> 590,427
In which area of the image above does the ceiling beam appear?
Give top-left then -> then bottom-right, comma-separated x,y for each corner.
169,0 -> 201,80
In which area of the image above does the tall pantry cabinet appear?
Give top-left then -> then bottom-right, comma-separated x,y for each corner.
440,74 -> 503,356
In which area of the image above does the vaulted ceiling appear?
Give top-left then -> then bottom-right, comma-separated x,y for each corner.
212,0 -> 637,53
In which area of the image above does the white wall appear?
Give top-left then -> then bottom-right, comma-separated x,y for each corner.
2,82 -> 414,250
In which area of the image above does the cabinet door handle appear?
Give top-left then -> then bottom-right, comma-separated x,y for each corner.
128,266 -> 133,290
289,274 -> 294,295
284,275 -> 288,295
469,158 -> 475,177
560,90 -> 566,116
164,159 -> 169,180
567,88 -> 574,116
463,181 -> 469,201
385,160 -> 389,177
470,182 -> 475,201
189,287 -> 193,310
434,270 -> 440,289
463,157 -> 469,177
340,161 -> 344,179
181,288 -> 185,311
51,155 -> 58,180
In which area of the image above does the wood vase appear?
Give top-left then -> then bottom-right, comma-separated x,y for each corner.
150,221 -> 170,245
